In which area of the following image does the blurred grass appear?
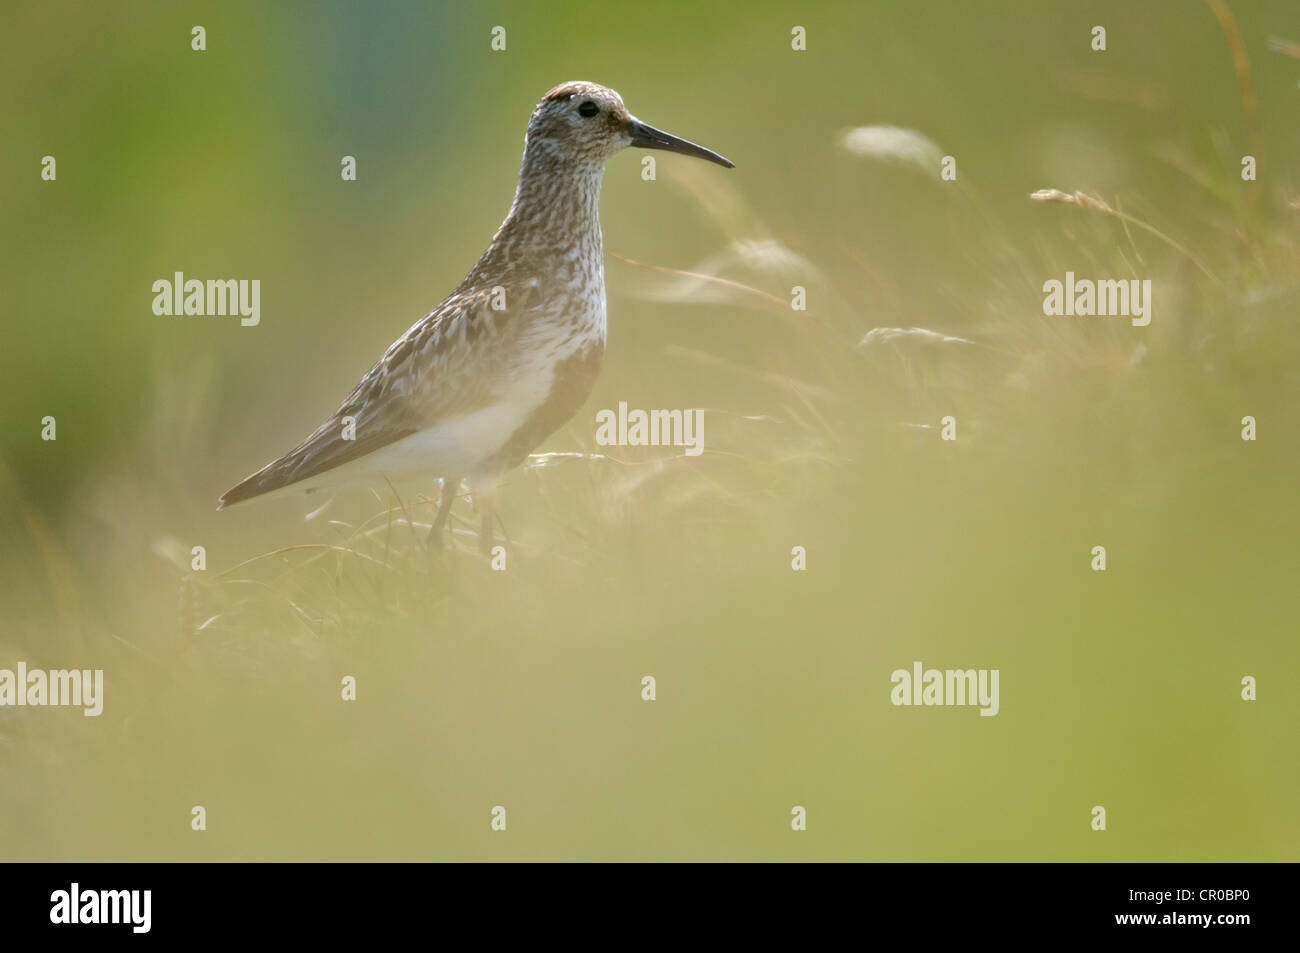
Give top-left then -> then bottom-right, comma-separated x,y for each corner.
1,0 -> 1298,860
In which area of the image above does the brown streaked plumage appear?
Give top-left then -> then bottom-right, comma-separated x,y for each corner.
219,81 -> 733,552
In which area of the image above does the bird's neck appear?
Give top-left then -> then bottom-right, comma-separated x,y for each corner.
476,150 -> 605,278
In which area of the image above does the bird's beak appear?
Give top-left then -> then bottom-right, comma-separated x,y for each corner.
628,117 -> 735,168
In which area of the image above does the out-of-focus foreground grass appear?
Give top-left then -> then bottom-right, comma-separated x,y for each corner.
1,0 -> 1298,859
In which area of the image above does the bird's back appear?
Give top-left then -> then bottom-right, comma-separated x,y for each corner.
218,254 -> 605,507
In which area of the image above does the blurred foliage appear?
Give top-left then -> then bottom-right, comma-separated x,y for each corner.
1,0 -> 1298,859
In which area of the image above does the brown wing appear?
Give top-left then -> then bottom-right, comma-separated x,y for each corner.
218,283 -> 535,508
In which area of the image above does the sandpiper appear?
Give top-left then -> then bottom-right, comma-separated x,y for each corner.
219,81 -> 733,552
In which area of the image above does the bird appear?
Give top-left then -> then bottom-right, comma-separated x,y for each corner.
218,81 -> 733,553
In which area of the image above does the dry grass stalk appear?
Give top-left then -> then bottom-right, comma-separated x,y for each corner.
1029,189 -> 1222,285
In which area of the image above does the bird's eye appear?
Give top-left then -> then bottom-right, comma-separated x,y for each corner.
577,101 -> 599,118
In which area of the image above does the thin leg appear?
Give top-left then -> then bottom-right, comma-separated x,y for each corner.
473,476 -> 501,557
478,508 -> 495,556
427,476 -> 461,549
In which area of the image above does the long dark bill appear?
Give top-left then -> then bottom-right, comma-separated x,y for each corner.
628,118 -> 734,168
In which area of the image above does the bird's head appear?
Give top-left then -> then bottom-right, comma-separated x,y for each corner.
525,81 -> 734,170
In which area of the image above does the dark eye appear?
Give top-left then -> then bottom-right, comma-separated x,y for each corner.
577,100 -> 599,118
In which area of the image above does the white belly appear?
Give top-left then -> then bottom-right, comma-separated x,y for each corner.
352,397 -> 539,479
271,354 -> 562,500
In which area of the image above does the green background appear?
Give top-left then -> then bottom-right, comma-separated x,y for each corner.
1,0 -> 1297,859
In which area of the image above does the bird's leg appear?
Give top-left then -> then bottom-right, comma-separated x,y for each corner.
427,476 -> 461,549
473,476 -> 501,557
478,508 -> 495,556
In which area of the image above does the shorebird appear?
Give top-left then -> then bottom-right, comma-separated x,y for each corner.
218,81 -> 733,553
